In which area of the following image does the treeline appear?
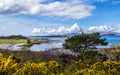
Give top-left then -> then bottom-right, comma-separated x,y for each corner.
0,35 -> 27,39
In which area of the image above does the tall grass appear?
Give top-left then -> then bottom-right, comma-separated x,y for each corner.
0,39 -> 26,43
110,44 -> 120,52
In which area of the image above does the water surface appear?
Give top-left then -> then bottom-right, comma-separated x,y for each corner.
8,35 -> 120,51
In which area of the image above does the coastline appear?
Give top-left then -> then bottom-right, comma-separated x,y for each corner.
0,43 -> 17,50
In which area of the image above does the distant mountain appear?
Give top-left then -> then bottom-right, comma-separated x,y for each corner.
29,32 -> 81,37
100,32 -> 120,36
29,31 -> 120,37
49,32 -> 82,36
43,32 -> 81,37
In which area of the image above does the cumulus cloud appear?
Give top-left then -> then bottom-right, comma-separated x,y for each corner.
31,24 -> 120,35
0,0 -> 95,19
31,23 -> 81,34
85,25 -> 111,33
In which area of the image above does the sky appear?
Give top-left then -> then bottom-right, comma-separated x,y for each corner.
0,0 -> 120,36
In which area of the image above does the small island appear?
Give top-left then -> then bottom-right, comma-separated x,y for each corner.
0,35 -> 60,49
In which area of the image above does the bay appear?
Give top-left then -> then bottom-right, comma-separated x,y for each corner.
8,35 -> 120,51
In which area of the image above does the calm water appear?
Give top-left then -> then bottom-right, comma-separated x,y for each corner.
97,35 -> 120,48
9,35 -> 120,51
102,35 -> 120,44
30,37 -> 66,51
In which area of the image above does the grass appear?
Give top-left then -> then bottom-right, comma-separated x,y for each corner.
0,38 -> 50,44
0,39 -> 27,43
23,43 -> 33,47
97,44 -> 120,60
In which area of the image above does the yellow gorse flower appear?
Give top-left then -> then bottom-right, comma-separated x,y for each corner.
0,53 -> 120,75
0,53 -> 18,75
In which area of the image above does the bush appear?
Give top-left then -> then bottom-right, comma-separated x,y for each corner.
75,60 -> 120,75
0,53 -> 18,75
13,61 -> 61,75
23,43 -> 33,47
78,51 -> 108,64
0,52 -> 120,75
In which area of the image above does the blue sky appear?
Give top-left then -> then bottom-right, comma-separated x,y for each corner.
0,0 -> 120,36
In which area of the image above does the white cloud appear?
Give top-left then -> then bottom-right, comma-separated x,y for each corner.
111,25 -> 120,33
0,26 -> 7,30
0,0 -> 95,19
0,0 -> 42,14
32,24 -> 119,35
2,26 -> 7,30
0,18 -> 7,22
96,0 -> 108,2
112,0 -> 120,4
31,23 -> 81,34
85,25 -> 111,32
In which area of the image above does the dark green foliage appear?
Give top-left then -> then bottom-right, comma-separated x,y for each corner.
79,51 -> 108,64
63,32 -> 108,52
59,54 -> 73,64
58,54 -> 75,68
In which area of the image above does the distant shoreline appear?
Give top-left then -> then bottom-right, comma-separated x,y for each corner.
28,36 -> 67,38
28,34 -> 120,38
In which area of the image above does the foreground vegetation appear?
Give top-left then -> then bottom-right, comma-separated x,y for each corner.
0,33 -> 120,75
0,49 -> 120,75
0,44 -> 120,75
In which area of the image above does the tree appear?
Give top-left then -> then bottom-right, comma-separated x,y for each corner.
27,39 -> 31,44
63,32 -> 108,52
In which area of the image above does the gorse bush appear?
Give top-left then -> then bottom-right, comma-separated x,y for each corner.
14,61 -> 61,75
0,53 -> 62,75
75,60 -> 120,75
0,53 -> 120,75
0,53 -> 18,75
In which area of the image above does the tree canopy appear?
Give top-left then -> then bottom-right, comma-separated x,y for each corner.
63,32 -> 108,52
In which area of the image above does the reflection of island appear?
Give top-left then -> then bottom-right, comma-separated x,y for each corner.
101,32 -> 120,36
